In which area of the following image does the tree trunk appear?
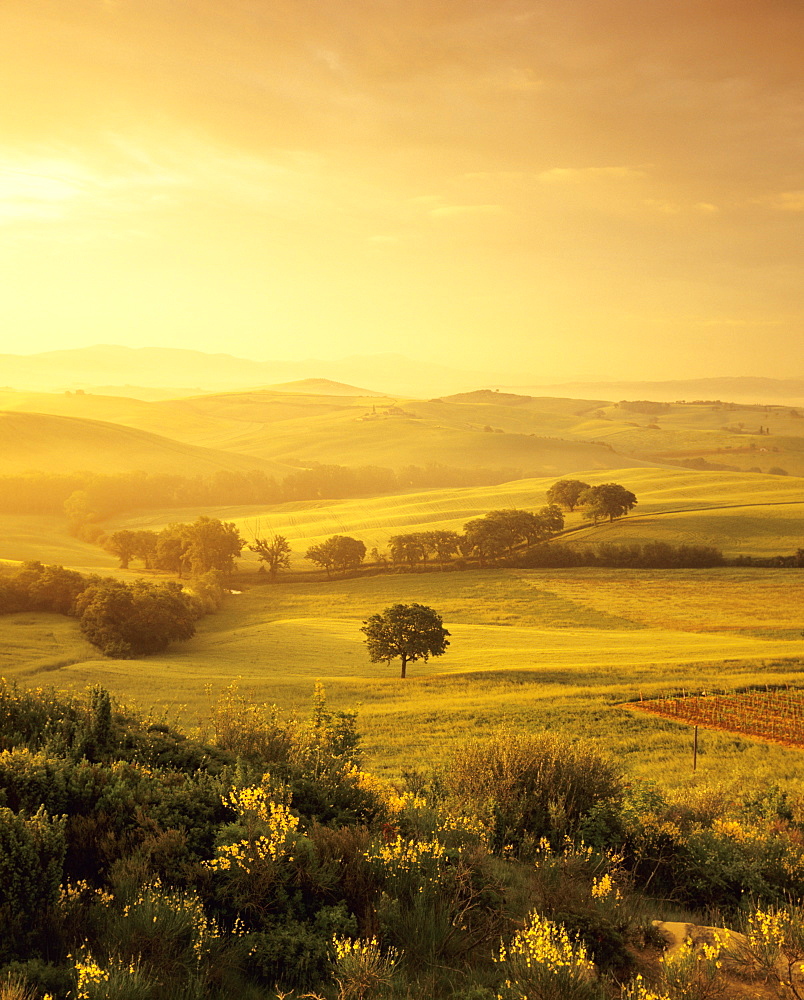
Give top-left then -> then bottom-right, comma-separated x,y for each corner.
400,656 -> 407,679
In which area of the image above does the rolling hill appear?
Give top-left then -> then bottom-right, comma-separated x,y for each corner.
0,344 -> 499,397
504,376 -> 804,406
0,387 -> 650,475
264,378 -> 386,396
0,410 -> 288,477
2,382 -> 802,480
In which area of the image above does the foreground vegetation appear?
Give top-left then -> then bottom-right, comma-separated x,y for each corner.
6,680 -> 804,999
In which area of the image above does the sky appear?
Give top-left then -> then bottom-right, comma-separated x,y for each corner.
0,0 -> 801,382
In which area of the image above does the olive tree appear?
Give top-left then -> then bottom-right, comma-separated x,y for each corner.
361,603 -> 450,678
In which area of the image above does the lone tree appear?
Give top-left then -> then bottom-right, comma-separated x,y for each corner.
361,603 -> 450,678
249,533 -> 292,579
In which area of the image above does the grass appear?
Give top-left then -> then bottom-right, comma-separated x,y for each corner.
0,516 -> 120,571
567,504 -> 804,558
3,567 -> 804,796
4,385 -> 804,480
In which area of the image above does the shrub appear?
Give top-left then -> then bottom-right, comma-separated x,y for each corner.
447,730 -> 623,853
245,907 -> 356,992
493,910 -> 605,1000
331,934 -> 400,1000
0,806 -> 66,962
75,579 -> 196,658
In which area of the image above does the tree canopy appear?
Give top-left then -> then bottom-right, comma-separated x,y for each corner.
545,479 -> 591,512
462,507 -> 564,565
579,483 -> 638,523
74,579 -> 198,658
249,533 -> 292,579
305,535 -> 366,576
361,603 -> 450,678
102,517 -> 243,575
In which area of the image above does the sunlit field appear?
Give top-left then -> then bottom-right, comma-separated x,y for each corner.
3,568 -> 804,794
99,466 -> 804,569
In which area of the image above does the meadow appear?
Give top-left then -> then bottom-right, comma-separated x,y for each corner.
5,383 -> 804,478
3,386 -> 804,1000
3,566 -> 803,795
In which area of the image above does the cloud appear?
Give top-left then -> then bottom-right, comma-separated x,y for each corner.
429,204 -> 503,219
0,134 -> 333,229
767,191 -> 804,212
0,157 -> 97,222
537,166 -> 648,183
643,198 -> 720,216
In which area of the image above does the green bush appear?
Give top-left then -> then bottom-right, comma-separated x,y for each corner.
447,730 -> 623,853
0,806 -> 66,962
245,905 -> 356,991
75,579 -> 196,658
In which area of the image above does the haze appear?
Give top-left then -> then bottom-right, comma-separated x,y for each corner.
1,1 -> 801,382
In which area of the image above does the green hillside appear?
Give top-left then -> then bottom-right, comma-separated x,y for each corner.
561,400 -> 804,476
0,465 -> 799,572
0,388 -> 249,448
0,515 -> 120,570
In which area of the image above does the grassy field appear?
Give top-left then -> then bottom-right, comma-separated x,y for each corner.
568,504 -> 804,558
1,466 -> 799,572
3,567 -> 804,796
9,384 -> 803,477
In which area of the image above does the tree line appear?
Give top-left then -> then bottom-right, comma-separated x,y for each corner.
250,481 -> 641,578
0,462 -> 525,526
247,504 -> 569,578
102,516 -> 244,577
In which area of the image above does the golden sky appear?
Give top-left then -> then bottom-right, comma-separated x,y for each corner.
0,0 -> 801,381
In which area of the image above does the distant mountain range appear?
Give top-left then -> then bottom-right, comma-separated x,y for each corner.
1,345 -> 802,404
0,345 -> 497,398
500,377 -> 804,407
265,378 -> 386,397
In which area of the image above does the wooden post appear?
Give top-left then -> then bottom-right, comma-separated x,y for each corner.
693,725 -> 698,772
